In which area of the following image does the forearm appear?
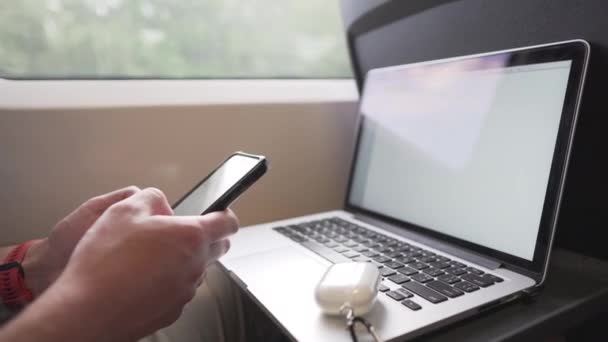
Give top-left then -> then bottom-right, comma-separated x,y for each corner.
0,278 -> 115,342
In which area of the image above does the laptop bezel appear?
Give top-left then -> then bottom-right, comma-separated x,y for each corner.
343,40 -> 589,283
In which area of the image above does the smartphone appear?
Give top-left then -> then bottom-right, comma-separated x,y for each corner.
172,152 -> 268,216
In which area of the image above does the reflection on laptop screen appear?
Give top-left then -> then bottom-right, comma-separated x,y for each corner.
349,55 -> 572,261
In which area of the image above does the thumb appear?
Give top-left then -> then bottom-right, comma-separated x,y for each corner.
82,186 -> 141,216
119,187 -> 173,217
55,186 -> 142,235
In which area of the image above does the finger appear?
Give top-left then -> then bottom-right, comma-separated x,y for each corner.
199,210 -> 240,242
58,186 -> 142,233
195,270 -> 208,288
151,210 -> 239,243
84,186 -> 141,216
120,187 -> 173,216
206,239 -> 231,265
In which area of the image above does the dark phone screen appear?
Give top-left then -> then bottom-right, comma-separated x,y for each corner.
173,154 -> 261,215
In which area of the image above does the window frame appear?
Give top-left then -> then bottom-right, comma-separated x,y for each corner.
0,79 -> 358,109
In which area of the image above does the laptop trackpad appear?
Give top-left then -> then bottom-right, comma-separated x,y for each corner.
225,246 -> 328,291
224,247 -> 364,341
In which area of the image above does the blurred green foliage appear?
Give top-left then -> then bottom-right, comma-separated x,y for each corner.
0,0 -> 352,78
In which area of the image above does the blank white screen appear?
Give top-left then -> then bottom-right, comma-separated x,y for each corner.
350,57 -> 572,261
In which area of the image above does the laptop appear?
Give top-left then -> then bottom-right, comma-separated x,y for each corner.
220,40 -> 590,341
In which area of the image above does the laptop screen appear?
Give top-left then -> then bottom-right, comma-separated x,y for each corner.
349,54 -> 573,261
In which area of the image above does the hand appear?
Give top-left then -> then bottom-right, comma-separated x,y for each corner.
47,188 -> 238,341
22,186 -> 140,296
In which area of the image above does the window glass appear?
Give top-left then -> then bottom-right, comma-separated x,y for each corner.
0,0 -> 352,78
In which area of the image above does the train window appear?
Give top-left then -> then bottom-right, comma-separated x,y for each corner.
0,0 -> 351,79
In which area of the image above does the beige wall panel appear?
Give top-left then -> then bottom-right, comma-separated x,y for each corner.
0,102 -> 358,244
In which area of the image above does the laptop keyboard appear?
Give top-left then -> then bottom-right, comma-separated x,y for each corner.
272,217 -> 504,311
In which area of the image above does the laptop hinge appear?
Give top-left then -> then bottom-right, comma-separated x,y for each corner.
353,213 -> 502,270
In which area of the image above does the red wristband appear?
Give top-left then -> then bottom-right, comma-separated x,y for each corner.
0,240 -> 38,309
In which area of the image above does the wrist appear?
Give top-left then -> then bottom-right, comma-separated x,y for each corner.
1,240 -> 47,309
20,239 -> 54,297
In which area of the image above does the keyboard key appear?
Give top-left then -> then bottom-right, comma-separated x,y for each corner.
435,256 -> 451,262
353,256 -> 371,263
329,217 -> 345,224
364,232 -> 378,239
421,256 -> 437,263
429,261 -> 451,269
396,257 -> 416,264
385,240 -> 400,248
351,236 -> 368,243
333,246 -> 349,253
345,234 -> 358,241
375,236 -> 389,243
324,241 -> 339,248
386,251 -> 403,258
396,288 -> 414,298
437,274 -> 461,284
361,250 -> 379,258
461,274 -> 494,287
380,268 -> 397,277
409,251 -> 423,258
483,274 -> 504,283
445,267 -> 467,276
454,281 -> 480,293
402,282 -> 448,304
450,261 -> 467,268
273,227 -> 288,233
343,251 -> 360,259
368,243 -> 383,250
423,268 -> 445,277
290,235 -> 308,243
334,236 -> 348,243
410,273 -> 433,283
384,261 -> 405,269
362,240 -> 376,248
315,236 -> 330,244
401,299 -> 422,311
343,240 -> 359,248
378,284 -> 390,293
465,267 -> 484,275
388,274 -> 410,284
396,246 -> 412,253
426,280 -> 464,298
411,262 -> 430,270
354,227 -> 367,234
352,246 -> 369,253
375,246 -> 392,254
372,255 -> 391,263
386,291 -> 405,301
397,267 -> 418,276
301,241 -> 350,263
